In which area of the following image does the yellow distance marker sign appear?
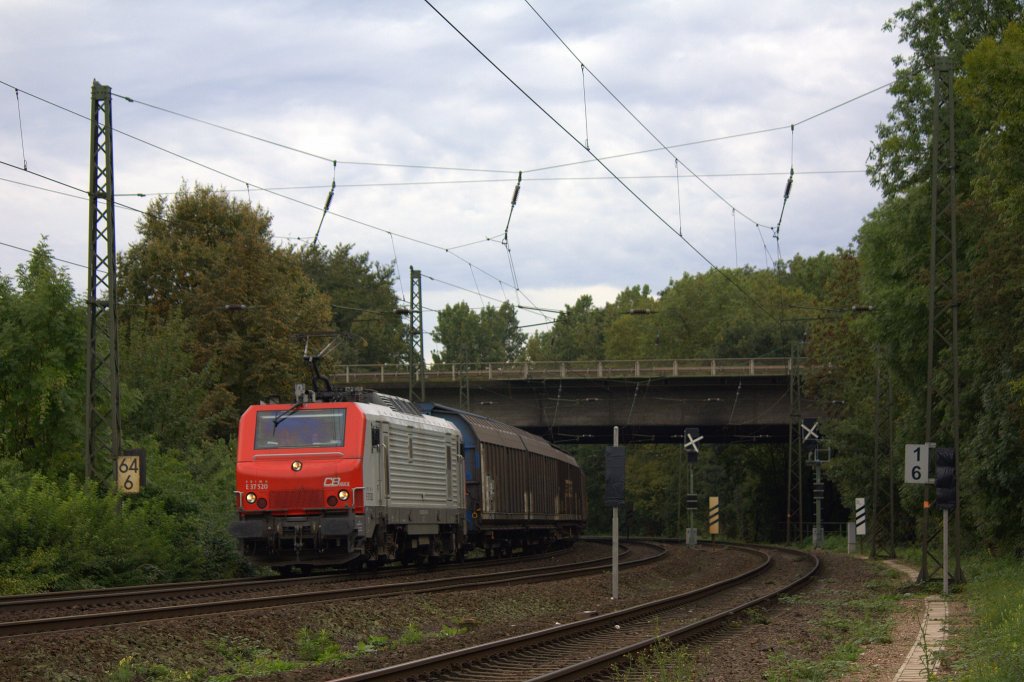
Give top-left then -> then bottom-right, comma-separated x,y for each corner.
116,452 -> 144,495
708,496 -> 720,535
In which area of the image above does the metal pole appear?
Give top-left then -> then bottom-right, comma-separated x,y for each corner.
923,55 -> 960,583
676,447 -> 682,540
888,378 -> 896,558
943,509 -> 950,595
871,364 -> 881,558
688,462 -> 694,530
85,80 -> 120,482
814,461 -> 823,549
611,425 -> 620,600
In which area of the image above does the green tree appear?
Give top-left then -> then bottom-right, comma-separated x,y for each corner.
603,285 -> 661,359
655,267 -> 811,359
954,23 -> 1024,549
868,0 -> 1024,197
295,243 -> 405,364
431,301 -> 525,364
526,295 -> 606,361
0,240 -> 83,475
848,17 -> 1024,551
120,312 -> 230,451
119,184 -> 332,432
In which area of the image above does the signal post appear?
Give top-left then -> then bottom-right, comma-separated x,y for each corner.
604,427 -> 625,599
683,427 -> 702,547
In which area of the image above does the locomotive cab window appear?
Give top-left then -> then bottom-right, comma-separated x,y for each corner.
254,408 -> 346,449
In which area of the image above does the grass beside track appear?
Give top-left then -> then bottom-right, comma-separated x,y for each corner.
941,553 -> 1024,680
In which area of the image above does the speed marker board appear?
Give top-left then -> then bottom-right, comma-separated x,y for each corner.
904,443 -> 930,484
116,450 -> 146,495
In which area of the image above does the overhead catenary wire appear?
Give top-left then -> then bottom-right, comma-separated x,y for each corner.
3,76 -> 881,260
3,78 -> 888,193
580,64 -> 590,151
467,262 -> 486,308
502,171 -> 523,305
0,238 -> 88,269
524,80 -> 895,176
521,1 -> 894,276
0,80 -> 546,319
0,172 -> 85,202
13,88 -> 27,170
773,125 -> 796,264
77,106 -> 531,306
101,118 -> 536,314
114,168 -> 866,197
0,87 -> 528,331
0,160 -> 442,320
425,0 -> 781,324
732,208 -> 738,268
312,161 -> 337,248
110,90 -> 516,176
3,152 -> 558,329
675,160 -> 683,236
419,271 -> 512,308
522,0 -> 770,229
2,66 -> 892,332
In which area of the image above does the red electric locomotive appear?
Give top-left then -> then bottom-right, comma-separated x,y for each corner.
229,388 -> 466,572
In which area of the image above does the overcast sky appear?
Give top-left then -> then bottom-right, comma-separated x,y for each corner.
1,0 -> 908,342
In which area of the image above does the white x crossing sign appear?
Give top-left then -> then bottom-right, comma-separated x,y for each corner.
684,428 -> 703,454
801,419 -> 820,443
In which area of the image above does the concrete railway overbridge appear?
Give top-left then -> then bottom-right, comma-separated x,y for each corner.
332,357 -> 816,445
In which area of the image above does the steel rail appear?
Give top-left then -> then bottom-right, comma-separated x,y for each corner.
533,545 -> 820,681
0,545 -> 574,612
330,544 -> 817,682
0,542 -> 662,639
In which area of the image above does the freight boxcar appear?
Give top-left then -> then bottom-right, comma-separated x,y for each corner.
423,404 -> 587,557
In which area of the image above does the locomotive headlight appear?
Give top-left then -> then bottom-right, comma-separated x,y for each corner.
338,489 -> 350,501
291,460 -> 302,472
245,492 -> 257,504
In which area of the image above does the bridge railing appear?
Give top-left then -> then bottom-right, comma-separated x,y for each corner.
331,357 -> 796,385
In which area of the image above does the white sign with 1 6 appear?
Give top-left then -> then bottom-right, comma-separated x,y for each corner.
904,443 -> 931,484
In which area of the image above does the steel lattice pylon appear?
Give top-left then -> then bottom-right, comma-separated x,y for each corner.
84,80 -> 121,482
870,361 -> 896,559
920,56 -> 962,583
408,267 -> 426,403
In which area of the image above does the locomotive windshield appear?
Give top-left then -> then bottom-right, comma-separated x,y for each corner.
254,408 -> 346,449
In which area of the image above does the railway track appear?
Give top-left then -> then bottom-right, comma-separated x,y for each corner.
331,543 -> 818,681
0,541 -> 661,639
0,545 -> 573,617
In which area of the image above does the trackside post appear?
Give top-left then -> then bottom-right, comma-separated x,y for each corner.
604,427 -> 625,599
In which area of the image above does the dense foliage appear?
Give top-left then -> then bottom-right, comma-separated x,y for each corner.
0,242 -> 84,474
431,301 -> 526,365
0,186 -> 404,591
